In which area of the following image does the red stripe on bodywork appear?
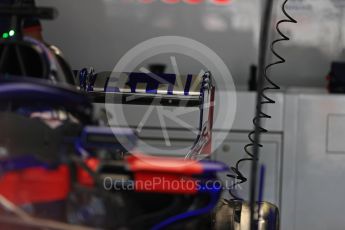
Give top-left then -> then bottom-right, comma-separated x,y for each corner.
77,157 -> 100,187
127,154 -> 203,175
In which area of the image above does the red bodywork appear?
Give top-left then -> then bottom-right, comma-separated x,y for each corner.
0,154 -> 205,205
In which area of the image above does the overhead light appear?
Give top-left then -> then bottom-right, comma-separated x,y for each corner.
9,30 -> 15,37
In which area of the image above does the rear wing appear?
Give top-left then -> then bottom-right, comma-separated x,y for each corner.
76,70 -> 215,159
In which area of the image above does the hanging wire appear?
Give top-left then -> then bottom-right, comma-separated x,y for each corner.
226,0 -> 297,228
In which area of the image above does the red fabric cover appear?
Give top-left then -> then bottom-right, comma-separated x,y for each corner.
0,165 -> 70,205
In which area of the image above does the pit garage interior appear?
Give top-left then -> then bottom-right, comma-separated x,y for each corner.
0,0 -> 345,229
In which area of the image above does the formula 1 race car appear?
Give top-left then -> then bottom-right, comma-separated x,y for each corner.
0,76 -> 227,230
0,3 -> 228,229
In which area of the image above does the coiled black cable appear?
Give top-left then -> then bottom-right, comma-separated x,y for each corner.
227,0 -> 297,201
